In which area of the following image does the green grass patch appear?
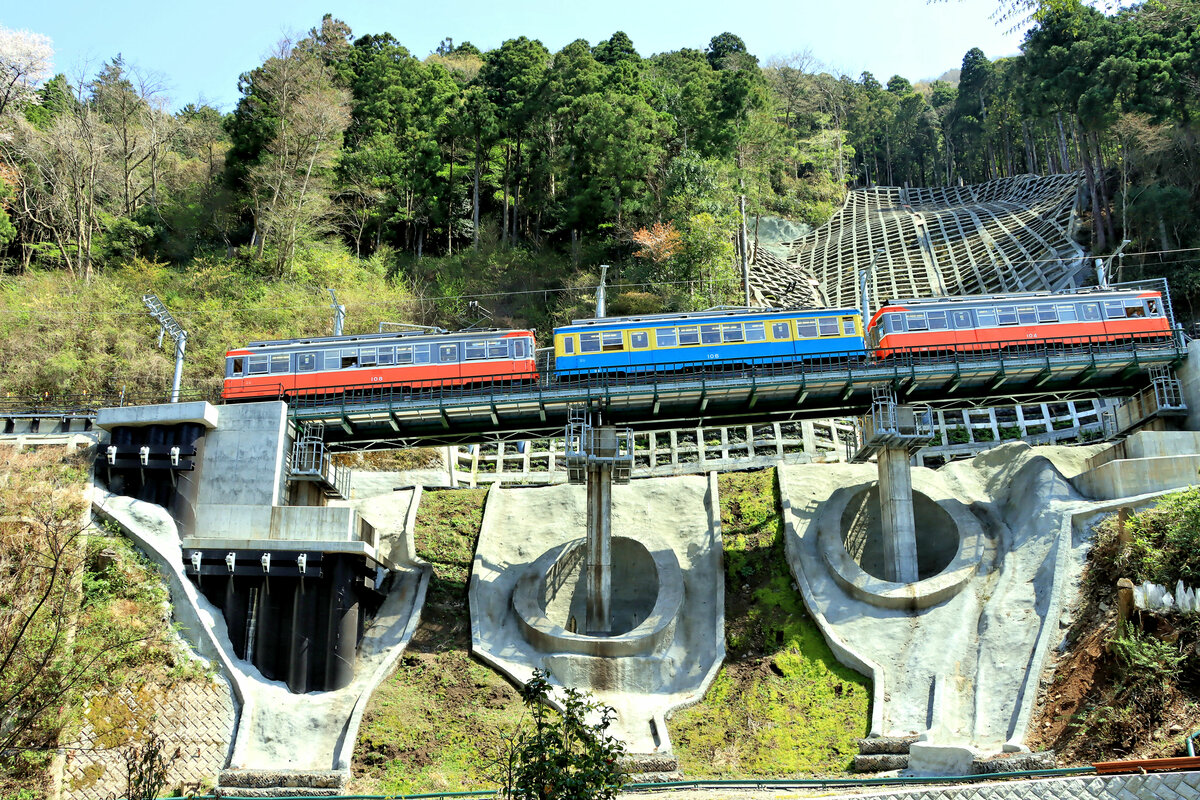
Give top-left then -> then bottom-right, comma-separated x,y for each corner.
669,469 -> 870,776
353,485 -> 524,794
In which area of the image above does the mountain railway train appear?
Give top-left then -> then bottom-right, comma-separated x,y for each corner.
221,285 -> 1174,402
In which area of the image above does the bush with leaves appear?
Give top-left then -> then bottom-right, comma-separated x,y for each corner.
493,670 -> 625,800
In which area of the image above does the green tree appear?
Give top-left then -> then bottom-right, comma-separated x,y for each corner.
494,669 -> 625,800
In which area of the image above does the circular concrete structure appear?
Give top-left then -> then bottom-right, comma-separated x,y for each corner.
513,537 -> 683,657
819,481 -> 984,610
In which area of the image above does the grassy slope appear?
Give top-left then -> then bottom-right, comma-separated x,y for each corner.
668,469 -> 870,776
351,470 -> 872,793
0,249 -> 414,401
351,487 -> 527,795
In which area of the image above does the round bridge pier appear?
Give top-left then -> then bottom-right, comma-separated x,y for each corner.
513,536 -> 683,657
818,480 -> 984,610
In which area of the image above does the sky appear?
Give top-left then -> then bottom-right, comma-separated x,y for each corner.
3,0 -> 1025,111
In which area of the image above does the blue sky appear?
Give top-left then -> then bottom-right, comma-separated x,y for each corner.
3,0 -> 1024,111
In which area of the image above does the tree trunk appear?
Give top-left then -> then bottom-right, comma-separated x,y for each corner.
473,129 -> 481,252
502,142 -> 510,247
1056,113 -> 1071,171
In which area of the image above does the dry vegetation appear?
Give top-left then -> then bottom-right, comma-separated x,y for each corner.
0,446 -> 207,798
1029,492 -> 1200,763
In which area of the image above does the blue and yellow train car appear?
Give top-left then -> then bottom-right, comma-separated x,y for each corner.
552,307 -> 866,378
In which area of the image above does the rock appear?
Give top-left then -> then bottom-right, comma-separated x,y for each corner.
853,753 -> 908,772
973,751 -> 1056,773
857,735 -> 918,755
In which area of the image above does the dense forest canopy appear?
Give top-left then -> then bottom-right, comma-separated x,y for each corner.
0,0 -> 1197,331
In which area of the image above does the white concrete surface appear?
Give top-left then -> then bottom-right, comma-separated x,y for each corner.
470,475 -> 724,756
91,479 -> 430,774
781,443 -> 1103,757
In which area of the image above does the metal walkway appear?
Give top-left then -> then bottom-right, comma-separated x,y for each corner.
286,332 -> 1187,450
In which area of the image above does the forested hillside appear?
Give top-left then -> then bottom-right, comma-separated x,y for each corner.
0,1 -> 1197,397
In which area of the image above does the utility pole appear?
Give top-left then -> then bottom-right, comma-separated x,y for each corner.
142,294 -> 187,403
596,264 -> 609,318
329,289 -> 346,336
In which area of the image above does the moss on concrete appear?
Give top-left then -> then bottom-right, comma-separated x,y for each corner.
668,469 -> 871,776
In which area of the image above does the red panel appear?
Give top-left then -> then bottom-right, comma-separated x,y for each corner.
222,359 -> 538,401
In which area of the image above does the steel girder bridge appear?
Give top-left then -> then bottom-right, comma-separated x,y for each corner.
280,329 -> 1189,451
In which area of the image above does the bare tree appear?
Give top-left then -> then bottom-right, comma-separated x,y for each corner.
243,37 -> 351,276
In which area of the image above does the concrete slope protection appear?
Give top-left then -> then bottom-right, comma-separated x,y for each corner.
471,475 -> 725,760
91,481 -> 431,777
781,442 -> 1107,773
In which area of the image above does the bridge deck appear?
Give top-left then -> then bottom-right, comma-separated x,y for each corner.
285,333 -> 1186,449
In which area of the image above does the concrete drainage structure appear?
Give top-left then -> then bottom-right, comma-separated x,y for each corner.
90,401 -> 431,796
513,536 -> 684,657
820,483 -> 984,610
471,475 -> 724,769
782,443 -> 1106,773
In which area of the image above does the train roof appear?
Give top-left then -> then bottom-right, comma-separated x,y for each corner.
562,306 -> 858,329
236,327 -> 532,351
878,285 -> 1159,309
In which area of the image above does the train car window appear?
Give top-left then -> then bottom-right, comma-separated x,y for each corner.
341,348 -> 360,368
438,344 -> 458,363
324,351 -> 340,370
248,356 -> 269,375
1148,298 -> 1160,316
513,339 -> 528,358
297,353 -> 317,372
1017,306 -> 1037,325
1037,306 -> 1058,323
1056,304 -> 1077,322
562,337 -> 575,355
630,331 -> 649,349
977,308 -> 997,328
722,323 -> 744,343
465,341 -> 487,360
679,326 -> 701,345
905,312 -> 927,331
231,357 -> 245,377
657,328 -> 677,347
414,344 -> 431,364
602,331 -> 624,351
842,317 -> 857,335
360,347 -> 377,366
270,354 -> 290,374
771,322 -> 790,340
886,313 -> 906,332
795,319 -> 818,338
745,322 -> 766,341
818,317 -> 840,336
996,307 -> 1018,326
489,340 -> 509,358
580,332 -> 601,353
952,310 -> 973,329
926,311 -> 948,330
1103,301 -> 1125,319
377,346 -> 394,365
396,346 -> 413,364
1124,301 -> 1147,318
700,324 -> 721,344
1080,303 -> 1102,321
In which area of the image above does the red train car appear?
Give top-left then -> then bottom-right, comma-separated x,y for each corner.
867,288 -> 1173,357
222,328 -> 537,401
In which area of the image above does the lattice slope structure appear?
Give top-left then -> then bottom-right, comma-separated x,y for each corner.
750,173 -> 1087,312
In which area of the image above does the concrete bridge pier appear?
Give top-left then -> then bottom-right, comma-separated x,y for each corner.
877,443 -> 920,584
565,412 -> 632,635
850,389 -> 935,584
